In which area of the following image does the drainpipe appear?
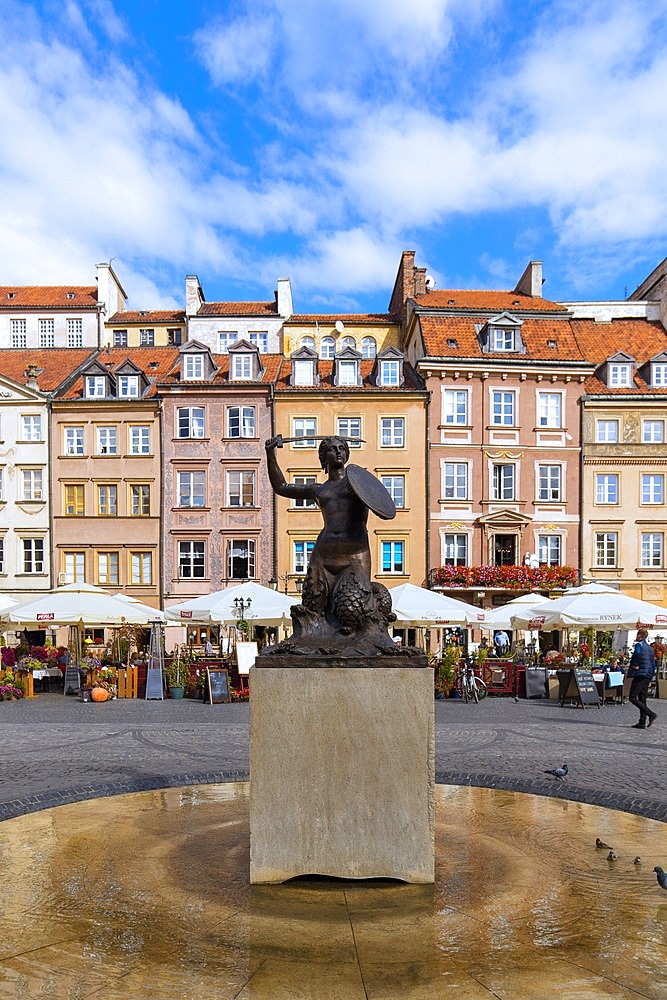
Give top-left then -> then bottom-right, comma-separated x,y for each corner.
578,395 -> 585,586
47,394 -> 54,590
425,386 -> 431,588
158,398 -> 165,607
269,383 -> 278,584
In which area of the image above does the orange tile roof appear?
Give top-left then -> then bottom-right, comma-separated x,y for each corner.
0,286 -> 98,309
274,359 -> 423,391
287,314 -> 397,325
198,301 -> 278,317
0,349 -> 97,390
108,310 -> 185,324
59,347 -> 181,400
418,315 -> 585,361
413,290 -> 566,313
571,318 -> 667,394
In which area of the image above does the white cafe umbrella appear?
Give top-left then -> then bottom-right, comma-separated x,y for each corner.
0,582 -> 166,627
389,583 -> 485,626
164,582 -> 299,627
482,592 -> 550,630
0,593 -> 18,614
114,593 -> 166,622
510,583 -> 667,631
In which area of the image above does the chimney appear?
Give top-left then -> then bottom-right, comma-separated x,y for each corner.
185,275 -> 204,317
514,261 -> 543,298
276,277 -> 293,318
25,363 -> 40,390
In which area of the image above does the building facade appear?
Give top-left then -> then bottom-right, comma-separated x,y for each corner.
184,275 -> 293,355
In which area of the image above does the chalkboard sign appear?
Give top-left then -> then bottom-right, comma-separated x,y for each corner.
559,667 -> 600,708
206,668 -> 230,704
525,666 -> 549,699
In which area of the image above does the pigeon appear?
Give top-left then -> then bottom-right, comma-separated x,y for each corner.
596,838 -> 613,850
634,857 -> 642,865
544,764 -> 568,780
654,866 -> 667,890
514,696 -> 519,703
607,851 -> 619,861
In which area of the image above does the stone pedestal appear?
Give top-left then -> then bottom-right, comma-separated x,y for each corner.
249,665 -> 434,884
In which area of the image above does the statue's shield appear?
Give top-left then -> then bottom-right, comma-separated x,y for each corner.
347,465 -> 396,520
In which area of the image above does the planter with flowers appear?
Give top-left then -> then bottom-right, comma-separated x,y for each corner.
0,682 -> 23,701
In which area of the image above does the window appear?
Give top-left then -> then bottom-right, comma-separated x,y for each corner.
301,336 -> 315,351
381,540 -> 404,573
23,538 -> 44,573
183,354 -> 204,380
129,425 -> 151,454
443,389 -> 468,425
167,328 -> 182,346
538,393 -> 562,428
443,534 -> 467,566
130,484 -> 150,515
643,420 -> 664,443
227,406 -> 255,438
178,540 -> 205,579
293,359 -> 315,386
118,375 -> 139,397
596,474 -> 619,504
96,426 -> 117,455
538,535 -> 561,565
443,463 -> 467,500
337,360 -> 359,386
320,337 -> 335,359
226,470 -> 255,507
337,417 -> 361,446
491,391 -> 515,426
21,415 -> 41,441
492,464 -> 515,501
641,533 -> 663,568
178,471 -> 206,507
340,336 -> 356,351
608,363 -> 632,387
380,417 -> 405,447
113,329 -> 128,347
0,467 -> 3,502
131,551 -> 152,584
64,551 -> 85,581
0,537 -> 3,573
491,327 -> 515,351
178,407 -> 205,438
361,337 -> 377,359
39,319 -> 54,348
64,426 -> 84,455
227,539 -> 255,579
97,484 -> 117,516
248,331 -> 268,353
652,363 -> 667,386
21,469 -> 43,500
379,360 -> 400,386
64,484 -> 85,515
140,328 -> 155,346
595,532 -> 618,567
596,420 -> 619,443
641,474 -> 664,504
293,540 -> 315,574
97,551 -> 119,585
537,465 -> 562,502
218,331 -> 237,353
292,417 -> 317,447
292,475 -> 318,508
11,319 -> 26,348
67,318 -> 83,348
232,354 -> 253,380
381,475 -> 405,509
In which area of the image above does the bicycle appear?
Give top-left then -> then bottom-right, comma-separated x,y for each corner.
459,661 -> 488,703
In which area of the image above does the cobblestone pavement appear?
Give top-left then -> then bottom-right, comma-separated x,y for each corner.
0,692 -> 665,822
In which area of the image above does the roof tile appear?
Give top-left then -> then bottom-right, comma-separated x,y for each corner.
0,286 -> 98,309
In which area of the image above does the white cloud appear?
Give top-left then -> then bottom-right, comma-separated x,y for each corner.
194,10 -> 277,86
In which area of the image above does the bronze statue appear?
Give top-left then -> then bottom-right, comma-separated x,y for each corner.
263,434 -> 415,658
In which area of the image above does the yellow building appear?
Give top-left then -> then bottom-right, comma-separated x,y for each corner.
105,310 -> 186,348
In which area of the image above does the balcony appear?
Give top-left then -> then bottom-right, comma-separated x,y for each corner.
429,564 -> 579,592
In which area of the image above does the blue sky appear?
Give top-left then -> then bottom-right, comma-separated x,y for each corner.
1,0 -> 667,313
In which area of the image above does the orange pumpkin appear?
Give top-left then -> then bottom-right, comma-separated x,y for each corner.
91,687 -> 109,702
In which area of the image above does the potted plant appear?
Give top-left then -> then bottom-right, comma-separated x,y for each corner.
166,651 -> 189,699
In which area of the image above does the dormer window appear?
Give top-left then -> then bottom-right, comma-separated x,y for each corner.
118,375 -> 139,397
85,375 -> 107,398
480,312 -> 524,354
491,327 -> 516,351
374,347 -> 405,388
333,348 -> 361,388
608,363 -> 632,387
290,346 -> 317,387
183,354 -> 205,380
228,339 -> 262,382
652,362 -> 667,386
